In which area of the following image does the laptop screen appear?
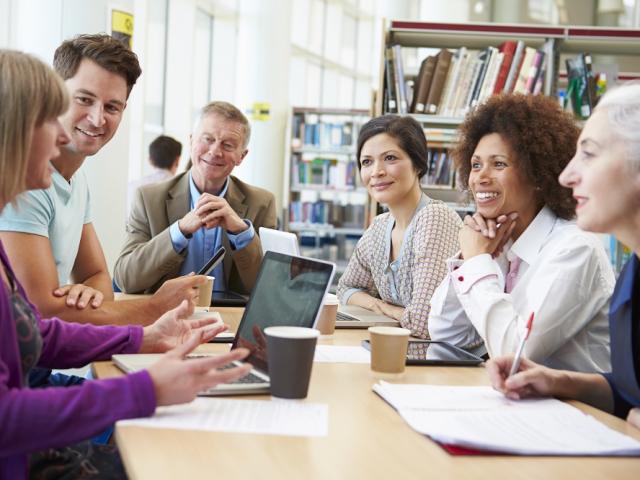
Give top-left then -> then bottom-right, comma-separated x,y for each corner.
232,251 -> 334,373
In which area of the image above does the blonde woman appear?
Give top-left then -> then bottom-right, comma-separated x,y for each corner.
0,50 -> 250,478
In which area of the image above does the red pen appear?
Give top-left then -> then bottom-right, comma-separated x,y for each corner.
508,312 -> 534,377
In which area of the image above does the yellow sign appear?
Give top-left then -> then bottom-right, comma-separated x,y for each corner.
111,9 -> 134,49
250,102 -> 271,121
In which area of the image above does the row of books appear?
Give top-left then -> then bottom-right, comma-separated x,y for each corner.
291,154 -> 359,189
385,39 -> 554,117
291,115 -> 357,149
421,148 -> 455,187
564,52 -> 601,120
289,201 -> 366,228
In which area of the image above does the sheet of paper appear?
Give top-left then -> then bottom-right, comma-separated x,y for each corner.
118,398 -> 328,437
314,345 -> 370,363
373,382 -> 640,456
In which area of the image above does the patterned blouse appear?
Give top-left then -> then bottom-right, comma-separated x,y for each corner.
337,196 -> 461,338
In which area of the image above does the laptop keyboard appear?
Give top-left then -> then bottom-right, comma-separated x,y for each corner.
337,312 -> 358,322
217,363 -> 267,384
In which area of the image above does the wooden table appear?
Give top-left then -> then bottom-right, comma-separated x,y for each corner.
94,308 -> 640,480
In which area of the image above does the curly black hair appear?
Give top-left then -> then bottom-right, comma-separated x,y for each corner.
453,94 -> 580,219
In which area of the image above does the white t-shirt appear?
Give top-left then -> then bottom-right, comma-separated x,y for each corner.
0,164 -> 91,285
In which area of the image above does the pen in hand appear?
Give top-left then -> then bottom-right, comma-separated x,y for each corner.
508,312 -> 534,377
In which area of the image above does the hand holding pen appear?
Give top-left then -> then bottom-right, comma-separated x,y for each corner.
508,312 -> 535,377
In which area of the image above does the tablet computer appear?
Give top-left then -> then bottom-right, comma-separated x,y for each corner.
361,340 -> 484,366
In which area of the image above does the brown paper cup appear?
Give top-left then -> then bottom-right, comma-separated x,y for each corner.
368,326 -> 410,374
196,276 -> 214,307
316,293 -> 339,335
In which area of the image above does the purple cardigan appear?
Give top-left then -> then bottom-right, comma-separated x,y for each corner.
0,243 -> 156,478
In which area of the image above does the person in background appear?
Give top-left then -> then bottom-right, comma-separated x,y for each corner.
336,115 -> 461,339
0,48 -> 251,479
115,101 -> 277,296
488,82 -> 640,430
428,94 -> 614,373
0,34 -> 202,326
127,134 -> 182,214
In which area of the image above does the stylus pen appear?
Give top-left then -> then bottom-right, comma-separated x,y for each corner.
508,312 -> 534,377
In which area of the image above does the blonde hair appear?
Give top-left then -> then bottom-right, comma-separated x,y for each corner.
0,50 -> 69,206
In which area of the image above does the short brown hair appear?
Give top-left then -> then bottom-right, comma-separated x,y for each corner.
197,101 -> 251,148
53,34 -> 141,97
356,115 -> 429,177
0,50 -> 69,206
149,135 -> 182,169
453,94 -> 580,219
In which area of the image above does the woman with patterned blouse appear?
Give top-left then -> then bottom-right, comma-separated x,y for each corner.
336,115 -> 462,339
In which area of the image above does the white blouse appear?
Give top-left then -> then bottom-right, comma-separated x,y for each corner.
428,206 -> 615,373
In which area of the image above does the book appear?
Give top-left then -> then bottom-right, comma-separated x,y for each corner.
503,40 -> 525,93
373,382 -> 640,456
524,49 -> 545,93
411,55 -> 437,113
566,53 -> 595,119
443,48 -> 471,116
392,45 -> 408,114
385,47 -> 397,113
469,47 -> 492,107
477,48 -> 502,104
425,49 -> 453,114
438,47 -> 464,115
493,40 -> 517,93
513,46 -> 537,94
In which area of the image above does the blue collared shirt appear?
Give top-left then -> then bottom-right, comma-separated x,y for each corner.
169,173 -> 255,291
603,254 -> 640,419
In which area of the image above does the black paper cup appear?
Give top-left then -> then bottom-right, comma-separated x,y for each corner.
264,326 -> 320,399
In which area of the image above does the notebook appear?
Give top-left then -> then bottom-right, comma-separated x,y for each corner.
113,252 -> 335,396
336,304 -> 399,328
259,227 -> 300,256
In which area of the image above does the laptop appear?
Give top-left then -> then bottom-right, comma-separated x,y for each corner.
113,251 -> 335,396
257,228 -> 397,329
259,227 -> 300,256
336,304 -> 399,328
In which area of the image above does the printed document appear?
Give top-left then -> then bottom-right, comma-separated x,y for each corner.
373,382 -> 640,456
118,398 -> 328,437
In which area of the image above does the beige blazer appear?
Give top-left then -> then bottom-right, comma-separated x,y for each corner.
114,172 -> 277,294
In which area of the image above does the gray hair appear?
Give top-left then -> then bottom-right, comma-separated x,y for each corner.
595,81 -> 640,170
193,101 -> 251,149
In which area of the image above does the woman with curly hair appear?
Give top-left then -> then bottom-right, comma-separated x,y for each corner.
428,94 -> 614,373
488,82 -> 640,430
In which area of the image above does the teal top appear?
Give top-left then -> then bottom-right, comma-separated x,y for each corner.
0,164 -> 91,285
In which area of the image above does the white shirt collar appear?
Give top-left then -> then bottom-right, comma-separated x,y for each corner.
509,205 -> 558,266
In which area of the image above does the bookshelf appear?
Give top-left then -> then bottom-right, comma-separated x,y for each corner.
373,20 -> 640,224
283,107 -> 370,284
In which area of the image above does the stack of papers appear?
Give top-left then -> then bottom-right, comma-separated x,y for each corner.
373,382 -> 640,456
118,398 -> 328,437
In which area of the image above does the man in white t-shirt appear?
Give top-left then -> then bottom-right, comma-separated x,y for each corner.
0,34 -> 203,326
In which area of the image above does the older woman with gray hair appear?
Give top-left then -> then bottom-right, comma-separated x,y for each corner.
487,82 -> 640,430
